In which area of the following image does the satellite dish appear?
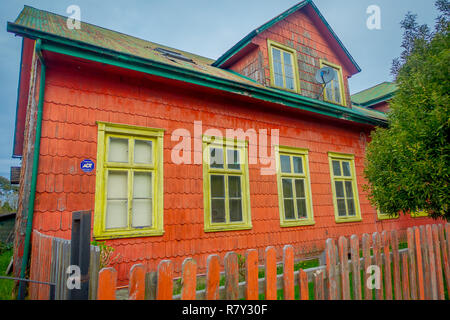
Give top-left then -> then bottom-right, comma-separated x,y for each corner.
315,67 -> 335,84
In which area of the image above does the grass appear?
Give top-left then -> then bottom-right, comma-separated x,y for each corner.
0,246 -> 14,300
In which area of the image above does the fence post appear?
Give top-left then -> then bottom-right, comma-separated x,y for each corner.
128,264 -> 146,300
314,270 -> 324,300
431,225 -> 445,300
350,235 -> 361,300
326,238 -> 338,300
283,245 -> 295,300
438,224 -> 450,293
406,228 -> 417,300
372,232 -> 383,300
224,252 -> 239,300
264,247 -> 277,300
414,227 -> 425,300
205,255 -> 220,300
181,258 -> 197,300
381,231 -> 392,300
245,250 -> 259,300
298,269 -> 309,300
362,233 -> 372,300
69,210 -> 91,300
156,260 -> 174,300
97,267 -> 117,300
391,230 -> 401,300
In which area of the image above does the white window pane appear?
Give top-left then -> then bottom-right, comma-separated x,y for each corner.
293,157 -> 303,174
133,172 -> 152,198
334,79 -> 341,103
107,171 -> 128,199
272,48 -> 281,62
342,162 -> 351,177
106,200 -> 127,229
280,155 -> 291,173
134,140 -> 152,164
210,148 -> 224,168
108,137 -> 128,162
227,149 -> 240,170
132,199 -> 152,227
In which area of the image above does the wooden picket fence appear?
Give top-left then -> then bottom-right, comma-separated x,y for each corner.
28,230 -> 101,300
97,223 -> 450,300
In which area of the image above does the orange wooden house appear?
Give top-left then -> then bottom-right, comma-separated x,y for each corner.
8,0 -> 434,284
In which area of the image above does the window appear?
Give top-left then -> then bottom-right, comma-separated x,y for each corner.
276,146 -> 314,227
319,60 -> 346,106
94,122 -> 164,239
268,40 -> 300,93
328,152 -> 361,223
202,136 -> 252,232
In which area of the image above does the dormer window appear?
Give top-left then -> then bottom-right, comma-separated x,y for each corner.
267,40 -> 300,93
319,60 -> 346,106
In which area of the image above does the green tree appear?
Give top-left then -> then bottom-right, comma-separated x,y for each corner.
364,1 -> 450,220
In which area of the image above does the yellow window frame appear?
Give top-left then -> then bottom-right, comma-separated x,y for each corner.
411,210 -> 429,218
94,122 -> 165,240
328,152 -> 362,223
267,39 -> 301,93
377,210 -> 399,220
275,146 -> 315,227
202,135 -> 252,232
319,59 -> 346,106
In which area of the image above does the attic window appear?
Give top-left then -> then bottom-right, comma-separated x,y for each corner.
267,40 -> 300,93
154,48 -> 194,63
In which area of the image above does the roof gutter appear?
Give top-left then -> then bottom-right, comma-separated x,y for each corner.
17,38 -> 46,300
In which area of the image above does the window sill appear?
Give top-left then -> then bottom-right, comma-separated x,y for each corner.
204,224 -> 252,233
335,216 -> 362,224
280,220 -> 315,228
93,229 -> 165,240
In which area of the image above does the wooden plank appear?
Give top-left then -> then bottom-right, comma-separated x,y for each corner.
128,264 -> 146,300
350,235 -> 361,300
406,228 -> 417,300
325,238 -> 338,300
338,236 -> 350,300
425,225 -> 438,299
181,258 -> 197,300
401,252 -> 410,300
381,231 -> 392,300
420,226 -> 431,299
438,224 -> 450,293
224,252 -> 239,300
362,233 -> 372,300
264,246 -> 277,300
372,232 -> 383,300
245,249 -> 259,300
145,271 -> 157,300
97,267 -> 117,300
298,269 -> 309,300
282,245 -> 294,300
414,227 -> 425,300
391,230 -> 401,300
156,260 -> 174,300
432,224 -> 445,300
314,270 -> 324,300
205,255 -> 220,300
446,224 -> 450,267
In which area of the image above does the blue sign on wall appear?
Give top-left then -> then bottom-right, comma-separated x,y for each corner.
80,159 -> 95,172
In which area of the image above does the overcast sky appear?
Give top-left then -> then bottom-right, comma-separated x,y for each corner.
0,0 -> 440,179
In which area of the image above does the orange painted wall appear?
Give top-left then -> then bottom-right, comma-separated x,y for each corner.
229,9 -> 353,107
26,54 -> 435,285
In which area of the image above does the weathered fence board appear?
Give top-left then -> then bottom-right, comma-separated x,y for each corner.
326,238 -> 338,300
362,233 -> 372,300
401,253 -> 410,300
264,247 -> 277,300
350,235 -> 361,300
97,267 -> 117,300
438,224 -> 450,293
299,269 -> 309,300
338,236 -> 350,300
372,232 -> 383,300
382,231 -> 392,300
205,254 -> 220,300
282,245 -> 295,300
245,250 -> 259,300
391,230 -> 401,300
181,258 -> 197,300
128,264 -> 145,300
156,260 -> 174,300
224,252 -> 239,300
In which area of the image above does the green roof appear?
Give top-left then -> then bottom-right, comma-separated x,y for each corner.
351,82 -> 398,107
7,5 -> 386,127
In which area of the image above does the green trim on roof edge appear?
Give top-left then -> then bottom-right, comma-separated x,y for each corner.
213,0 -> 361,73
7,22 -> 385,127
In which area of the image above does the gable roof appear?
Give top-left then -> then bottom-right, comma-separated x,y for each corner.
212,0 -> 361,74
7,5 -> 385,135
351,82 -> 398,107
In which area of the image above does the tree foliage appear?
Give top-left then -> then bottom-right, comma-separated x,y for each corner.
364,1 -> 450,220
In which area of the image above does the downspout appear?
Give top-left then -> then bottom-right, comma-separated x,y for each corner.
18,38 -> 46,300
